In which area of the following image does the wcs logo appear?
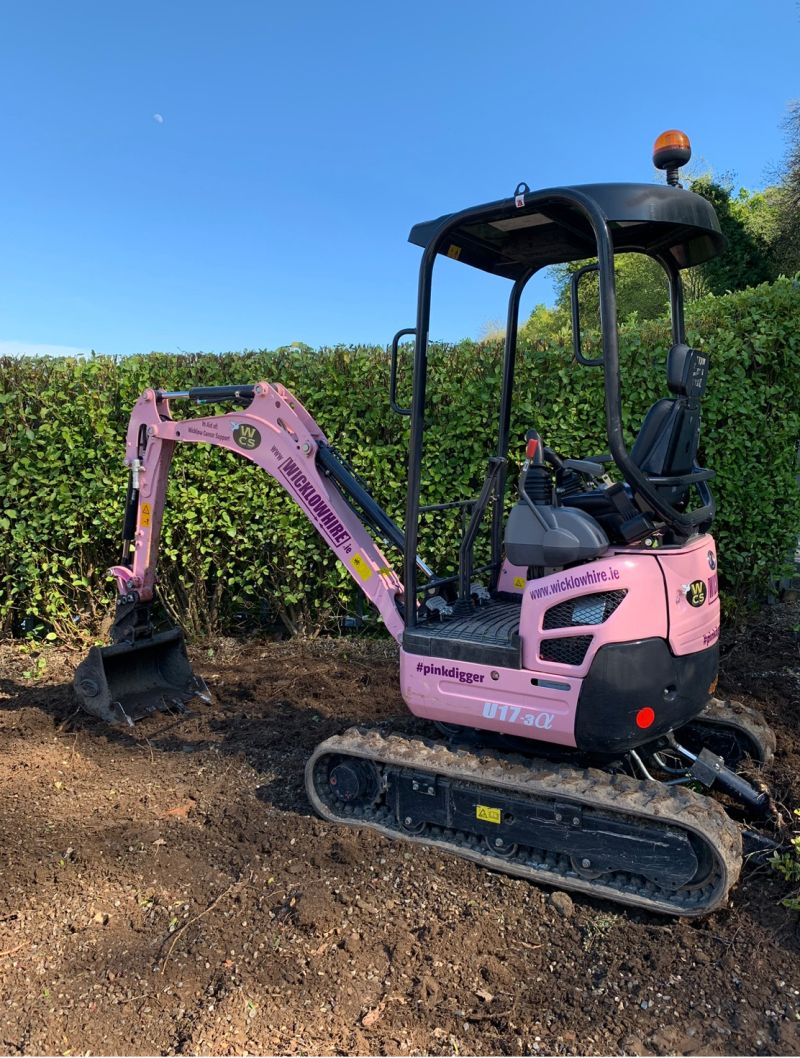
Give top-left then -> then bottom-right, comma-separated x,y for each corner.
686,579 -> 707,608
232,422 -> 262,450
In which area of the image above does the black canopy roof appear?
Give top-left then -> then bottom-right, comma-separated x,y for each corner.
408,182 -> 726,280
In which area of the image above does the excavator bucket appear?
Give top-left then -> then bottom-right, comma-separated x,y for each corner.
73,627 -> 210,725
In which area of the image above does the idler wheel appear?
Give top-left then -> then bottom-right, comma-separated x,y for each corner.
400,816 -> 426,835
327,758 -> 379,805
485,835 -> 519,859
570,855 -> 608,880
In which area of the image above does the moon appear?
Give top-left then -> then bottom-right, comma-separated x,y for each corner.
153,113 -> 164,124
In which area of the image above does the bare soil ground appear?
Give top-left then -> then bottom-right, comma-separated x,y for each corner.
0,606 -> 799,1057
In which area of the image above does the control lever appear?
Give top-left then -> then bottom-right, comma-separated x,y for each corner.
561,457 -> 607,479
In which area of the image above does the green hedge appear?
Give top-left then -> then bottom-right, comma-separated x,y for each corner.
1,278 -> 799,641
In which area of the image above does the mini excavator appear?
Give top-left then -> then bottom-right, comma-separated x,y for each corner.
75,131 -> 778,916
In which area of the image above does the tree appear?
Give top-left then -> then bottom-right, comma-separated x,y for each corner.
550,253 -> 670,332
526,177 -> 782,339
689,177 -> 780,294
773,101 -> 800,274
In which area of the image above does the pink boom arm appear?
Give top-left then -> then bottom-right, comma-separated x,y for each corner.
109,383 -> 406,642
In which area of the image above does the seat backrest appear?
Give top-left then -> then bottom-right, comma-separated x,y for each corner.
630,343 -> 708,505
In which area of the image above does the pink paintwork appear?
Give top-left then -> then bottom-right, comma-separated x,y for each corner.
109,384 -> 405,642
520,551 -> 666,676
496,559 -> 528,594
401,537 -> 720,745
657,535 -> 720,655
400,649 -> 581,746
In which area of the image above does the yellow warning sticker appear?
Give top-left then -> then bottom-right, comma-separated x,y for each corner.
476,804 -> 501,824
140,502 -> 151,528
447,244 -> 462,260
513,576 -> 526,589
350,553 -> 373,581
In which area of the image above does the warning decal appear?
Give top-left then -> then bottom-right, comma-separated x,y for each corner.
476,804 -> 501,824
350,553 -> 373,581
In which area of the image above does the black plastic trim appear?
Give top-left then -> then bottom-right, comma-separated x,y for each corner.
402,630 -> 521,669
575,638 -> 718,753
408,182 -> 726,278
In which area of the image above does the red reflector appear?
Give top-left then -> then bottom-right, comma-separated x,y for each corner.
636,707 -> 655,729
526,437 -> 539,460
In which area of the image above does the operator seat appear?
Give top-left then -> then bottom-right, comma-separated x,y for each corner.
562,343 -> 710,538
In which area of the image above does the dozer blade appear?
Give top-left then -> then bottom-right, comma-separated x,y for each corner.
73,627 -> 210,725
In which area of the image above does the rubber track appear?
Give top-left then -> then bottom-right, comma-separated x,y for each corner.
306,728 -> 743,917
692,697 -> 777,764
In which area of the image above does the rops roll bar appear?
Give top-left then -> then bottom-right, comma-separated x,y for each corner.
403,187 -> 714,622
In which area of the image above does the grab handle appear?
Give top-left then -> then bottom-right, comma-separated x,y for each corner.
570,263 -> 604,367
389,328 -> 415,415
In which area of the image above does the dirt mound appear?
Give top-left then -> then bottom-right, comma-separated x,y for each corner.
0,617 -> 798,1056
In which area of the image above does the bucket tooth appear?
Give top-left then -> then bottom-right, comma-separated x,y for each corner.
73,627 -> 209,725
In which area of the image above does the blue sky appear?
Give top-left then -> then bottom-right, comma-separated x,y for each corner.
1,1 -> 798,358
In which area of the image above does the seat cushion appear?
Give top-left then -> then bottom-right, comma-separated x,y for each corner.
561,489 -> 628,543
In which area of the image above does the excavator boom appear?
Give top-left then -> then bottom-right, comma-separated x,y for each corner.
74,382 -> 408,723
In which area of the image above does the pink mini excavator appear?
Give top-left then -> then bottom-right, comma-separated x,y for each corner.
75,131 -> 777,916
